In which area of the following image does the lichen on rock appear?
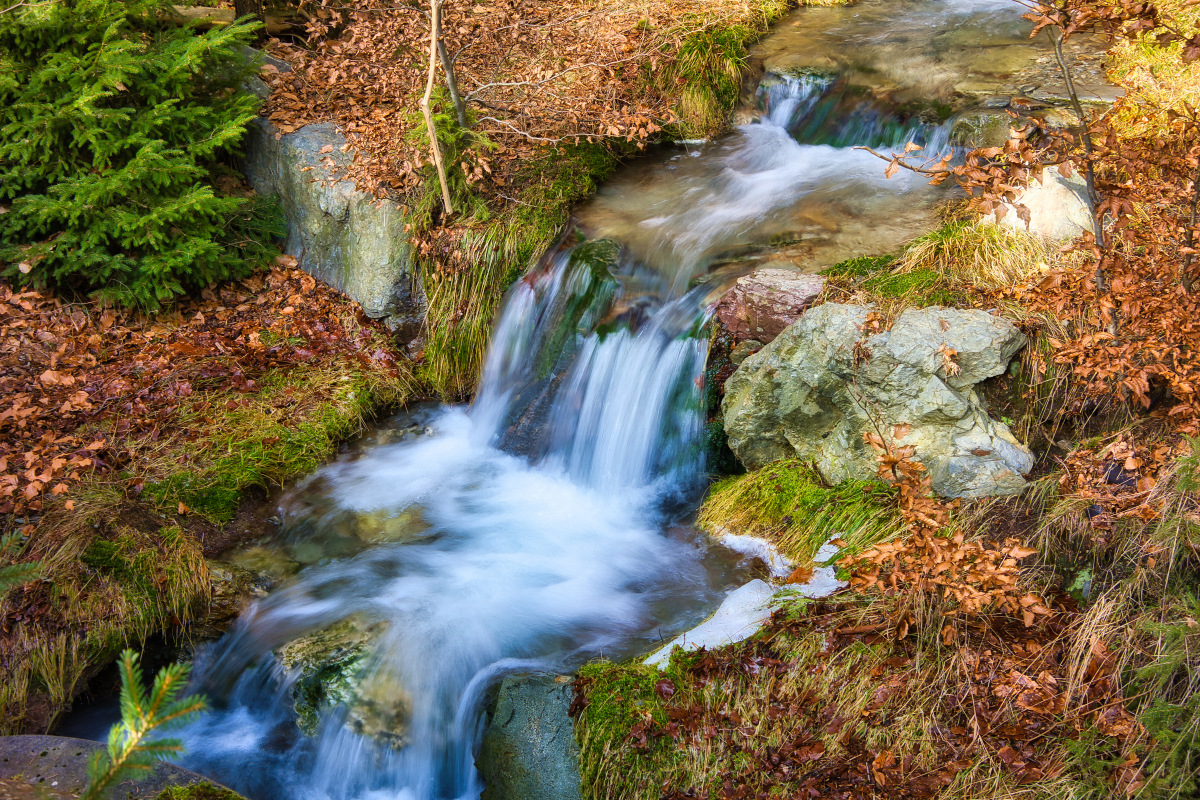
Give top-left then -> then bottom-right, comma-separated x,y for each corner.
722,303 -> 1033,498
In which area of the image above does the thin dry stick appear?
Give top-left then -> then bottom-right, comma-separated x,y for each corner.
421,0 -> 453,215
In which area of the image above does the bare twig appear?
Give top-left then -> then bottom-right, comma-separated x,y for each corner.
437,37 -> 468,129
420,0 -> 453,215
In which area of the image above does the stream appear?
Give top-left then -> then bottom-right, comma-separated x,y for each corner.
62,1 -> 1111,798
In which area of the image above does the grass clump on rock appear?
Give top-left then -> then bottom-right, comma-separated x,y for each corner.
696,459 -> 903,563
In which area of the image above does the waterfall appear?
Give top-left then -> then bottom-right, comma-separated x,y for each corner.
170,70 -> 961,800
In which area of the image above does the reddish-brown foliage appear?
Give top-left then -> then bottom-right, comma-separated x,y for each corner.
0,257 -> 408,519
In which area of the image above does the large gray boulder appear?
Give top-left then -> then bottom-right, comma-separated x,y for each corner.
244,119 -> 424,340
477,675 -> 582,800
723,303 -> 1034,498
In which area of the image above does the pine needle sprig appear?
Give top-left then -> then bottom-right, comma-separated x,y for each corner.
0,531 -> 42,595
80,650 -> 208,800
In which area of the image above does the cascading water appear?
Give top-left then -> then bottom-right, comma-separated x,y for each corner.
172,238 -> 735,800
155,10 -> 1022,798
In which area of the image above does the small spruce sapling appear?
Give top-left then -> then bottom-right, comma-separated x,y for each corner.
0,532 -> 41,594
0,0 -> 268,309
80,650 -> 207,800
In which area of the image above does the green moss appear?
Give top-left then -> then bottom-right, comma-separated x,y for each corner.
697,459 -> 903,563
863,267 -> 940,297
823,254 -> 965,307
823,254 -> 898,278
81,536 -> 159,598
156,781 -> 246,800
575,661 -> 686,800
145,370 -> 400,524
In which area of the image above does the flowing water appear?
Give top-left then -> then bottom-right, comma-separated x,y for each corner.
124,1 -> 1093,798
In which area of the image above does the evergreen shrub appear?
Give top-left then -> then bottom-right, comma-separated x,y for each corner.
0,0 -> 269,308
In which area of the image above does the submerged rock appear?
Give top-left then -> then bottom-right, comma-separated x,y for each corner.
352,506 -> 430,545
723,303 -> 1033,498
243,119 -> 424,340
276,617 -> 410,747
477,675 -> 582,800
714,266 -> 825,344
949,110 -> 1014,149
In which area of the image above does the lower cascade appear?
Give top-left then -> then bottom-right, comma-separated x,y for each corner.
163,2 -> 1056,796
177,238 -> 731,800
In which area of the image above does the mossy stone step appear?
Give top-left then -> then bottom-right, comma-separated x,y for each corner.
0,736 -> 241,800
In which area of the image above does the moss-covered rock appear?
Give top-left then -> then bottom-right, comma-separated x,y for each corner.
276,616 -> 410,746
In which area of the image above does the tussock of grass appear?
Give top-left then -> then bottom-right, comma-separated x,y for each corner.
696,459 -> 904,563
899,219 -> 1053,290
667,0 -> 792,139
418,142 -> 621,398
0,521 -> 209,734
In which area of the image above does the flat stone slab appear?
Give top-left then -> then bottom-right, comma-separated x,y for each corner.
0,736 -> 236,800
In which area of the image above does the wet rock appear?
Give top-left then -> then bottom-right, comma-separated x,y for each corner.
0,735 -> 241,800
645,580 -> 779,669
276,617 -> 410,747
477,675 -> 581,800
949,110 -> 1014,149
999,168 -> 1098,242
194,561 -> 271,641
714,266 -> 825,344
729,340 -> 763,366
352,506 -> 430,545
723,304 -> 1033,498
223,546 -> 301,584
243,119 -> 425,340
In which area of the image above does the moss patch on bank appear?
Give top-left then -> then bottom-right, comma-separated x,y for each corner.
696,459 -> 903,564
157,782 -> 246,800
145,364 -> 409,524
